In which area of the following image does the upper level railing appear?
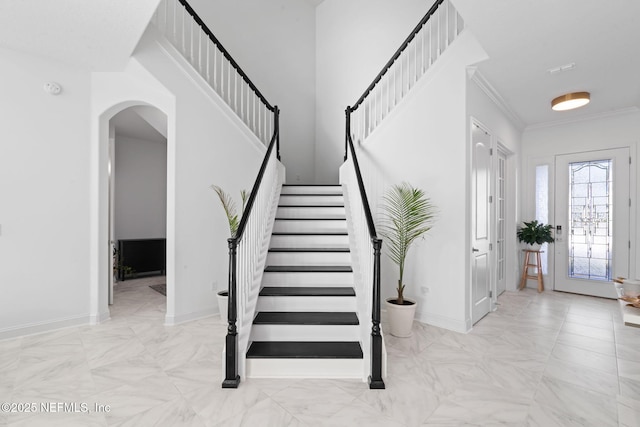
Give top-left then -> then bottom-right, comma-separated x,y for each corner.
346,0 -> 464,147
152,0 -> 277,147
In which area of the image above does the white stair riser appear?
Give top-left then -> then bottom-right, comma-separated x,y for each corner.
251,324 -> 359,341
273,220 -> 347,233
266,251 -> 351,266
270,234 -> 349,248
256,296 -> 357,312
262,272 -> 353,286
276,206 -> 346,218
246,358 -> 363,379
281,186 -> 342,195
279,195 -> 344,205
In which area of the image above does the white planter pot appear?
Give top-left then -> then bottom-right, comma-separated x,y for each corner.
525,243 -> 542,252
385,298 -> 417,337
217,291 -> 228,323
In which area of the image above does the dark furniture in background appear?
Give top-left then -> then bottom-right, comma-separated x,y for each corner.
117,238 -> 166,281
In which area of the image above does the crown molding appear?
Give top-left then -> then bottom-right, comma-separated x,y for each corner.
525,106 -> 640,132
468,67 -> 525,131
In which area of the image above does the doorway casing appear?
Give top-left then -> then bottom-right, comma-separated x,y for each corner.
91,96 -> 176,326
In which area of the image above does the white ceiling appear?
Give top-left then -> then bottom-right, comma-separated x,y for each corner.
453,0 -> 640,127
112,108 -> 166,143
0,0 -> 161,71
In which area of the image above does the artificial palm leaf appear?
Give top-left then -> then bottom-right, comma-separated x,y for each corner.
211,185 -> 243,237
379,182 -> 436,304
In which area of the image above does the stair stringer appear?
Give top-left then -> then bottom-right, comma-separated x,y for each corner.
340,177 -> 388,382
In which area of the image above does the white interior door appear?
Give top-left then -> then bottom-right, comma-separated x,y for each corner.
472,123 -> 492,324
554,148 -> 630,298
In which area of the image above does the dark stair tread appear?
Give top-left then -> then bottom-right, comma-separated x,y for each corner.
283,184 -> 341,187
264,265 -> 352,273
268,247 -> 350,253
271,232 -> 348,236
275,217 -> 346,221
260,287 -> 356,297
253,311 -> 359,325
278,204 -> 345,208
247,341 -> 363,359
280,193 -> 343,197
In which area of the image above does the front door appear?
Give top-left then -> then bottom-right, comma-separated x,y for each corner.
554,148 -> 630,298
471,123 -> 492,323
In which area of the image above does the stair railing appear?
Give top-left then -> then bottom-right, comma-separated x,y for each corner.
223,108 -> 281,388
342,0 -> 464,389
151,0 -> 282,388
152,0 -> 277,147
346,0 -> 464,147
342,110 -> 385,389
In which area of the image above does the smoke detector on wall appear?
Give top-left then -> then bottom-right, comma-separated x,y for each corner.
43,82 -> 62,95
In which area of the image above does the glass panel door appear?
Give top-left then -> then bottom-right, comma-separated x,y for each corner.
568,160 -> 612,281
554,148 -> 629,298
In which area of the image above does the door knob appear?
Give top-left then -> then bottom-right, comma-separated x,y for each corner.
472,248 -> 479,252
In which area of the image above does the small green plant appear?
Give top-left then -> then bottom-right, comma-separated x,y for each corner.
211,185 -> 248,237
516,220 -> 554,245
379,182 -> 436,305
112,247 -> 135,279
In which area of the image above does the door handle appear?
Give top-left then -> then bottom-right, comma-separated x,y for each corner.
472,248 -> 479,252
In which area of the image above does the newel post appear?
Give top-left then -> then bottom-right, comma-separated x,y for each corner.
369,237 -> 385,389
344,107 -> 352,162
274,106 -> 281,161
222,237 -> 240,388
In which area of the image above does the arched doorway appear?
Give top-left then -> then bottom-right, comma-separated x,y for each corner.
109,106 -> 168,319
91,100 -> 175,326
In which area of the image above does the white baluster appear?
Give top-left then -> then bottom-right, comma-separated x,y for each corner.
240,79 -> 245,122
437,6 -> 441,57
234,70 -> 238,114
213,46 -> 218,91
164,0 -> 170,35
445,0 -> 450,48
205,41 -> 210,83
414,35 -> 418,84
252,94 -> 257,135
172,0 -> 177,44
228,63 -> 232,106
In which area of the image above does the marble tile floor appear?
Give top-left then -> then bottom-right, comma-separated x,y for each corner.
2,277 -> 640,426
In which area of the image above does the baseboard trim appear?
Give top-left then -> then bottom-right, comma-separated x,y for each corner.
90,310 -> 111,325
414,310 -> 471,334
0,314 -> 90,341
164,307 -> 217,326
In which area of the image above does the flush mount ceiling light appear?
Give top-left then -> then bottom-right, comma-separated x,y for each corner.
551,91 -> 590,111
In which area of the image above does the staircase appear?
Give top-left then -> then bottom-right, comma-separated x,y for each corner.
245,184 -> 364,379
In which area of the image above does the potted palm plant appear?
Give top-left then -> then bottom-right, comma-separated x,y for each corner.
379,182 -> 436,337
211,185 -> 248,321
516,220 -> 554,251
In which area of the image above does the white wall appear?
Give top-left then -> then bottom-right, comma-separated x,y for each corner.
189,0 -> 317,184
129,28 -> 267,324
466,75 -> 522,291
315,0 -> 435,183
521,109 -> 640,281
341,32 -> 488,333
114,135 -> 167,240
0,47 -> 92,337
